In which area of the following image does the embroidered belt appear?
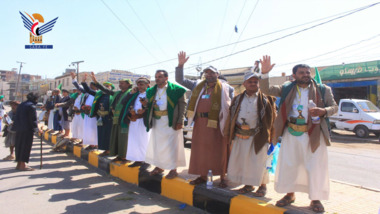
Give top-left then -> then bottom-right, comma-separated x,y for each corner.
235,124 -> 261,139
154,110 -> 168,116
288,122 -> 308,132
129,114 -> 144,122
196,112 -> 209,118
97,110 -> 109,117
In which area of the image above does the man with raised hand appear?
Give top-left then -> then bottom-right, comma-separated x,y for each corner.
90,72 -> 132,163
260,56 -> 338,213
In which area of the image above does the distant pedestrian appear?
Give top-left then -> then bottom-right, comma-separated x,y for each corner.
2,100 -> 20,160
0,95 -> 5,135
12,92 -> 43,171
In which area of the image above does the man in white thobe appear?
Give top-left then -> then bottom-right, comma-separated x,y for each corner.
122,77 -> 151,168
260,56 -> 338,213
224,71 -> 276,197
142,70 -> 187,179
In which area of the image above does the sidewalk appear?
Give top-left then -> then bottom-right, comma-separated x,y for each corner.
42,129 -> 380,214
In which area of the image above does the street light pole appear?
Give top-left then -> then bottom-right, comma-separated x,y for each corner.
15,61 -> 26,101
71,61 -> 84,79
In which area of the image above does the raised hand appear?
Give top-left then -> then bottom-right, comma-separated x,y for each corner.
260,55 -> 276,74
70,72 -> 76,79
178,51 -> 189,67
90,72 -> 99,84
82,73 -> 87,82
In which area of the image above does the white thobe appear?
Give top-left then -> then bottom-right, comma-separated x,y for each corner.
274,87 -> 330,200
145,86 -> 186,169
227,93 -> 269,186
71,95 -> 84,139
82,94 -> 98,146
126,92 -> 151,161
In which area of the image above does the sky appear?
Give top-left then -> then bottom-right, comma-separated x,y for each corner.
1,0 -> 380,81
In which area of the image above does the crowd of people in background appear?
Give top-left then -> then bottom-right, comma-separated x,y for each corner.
1,52 -> 338,213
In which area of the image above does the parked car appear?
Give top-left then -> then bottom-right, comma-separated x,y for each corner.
36,102 -> 44,110
329,99 -> 380,138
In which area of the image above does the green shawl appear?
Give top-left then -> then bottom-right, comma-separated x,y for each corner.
111,89 -> 131,125
120,92 -> 139,130
146,81 -> 186,131
89,90 -> 109,118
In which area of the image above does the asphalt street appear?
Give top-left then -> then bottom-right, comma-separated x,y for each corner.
0,136 -> 206,214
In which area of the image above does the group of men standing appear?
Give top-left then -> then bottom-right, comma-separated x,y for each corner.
8,51 -> 336,213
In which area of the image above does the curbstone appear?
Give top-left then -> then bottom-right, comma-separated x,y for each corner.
40,130 -> 289,213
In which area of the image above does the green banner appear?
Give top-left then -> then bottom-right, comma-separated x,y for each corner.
318,60 -> 380,80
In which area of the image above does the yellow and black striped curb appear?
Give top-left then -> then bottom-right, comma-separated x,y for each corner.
38,131 -> 294,214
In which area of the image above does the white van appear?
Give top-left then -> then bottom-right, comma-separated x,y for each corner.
330,99 -> 380,138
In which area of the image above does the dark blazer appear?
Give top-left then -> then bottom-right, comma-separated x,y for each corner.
12,100 -> 38,133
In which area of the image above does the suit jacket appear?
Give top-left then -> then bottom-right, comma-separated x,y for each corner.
12,100 -> 38,133
260,77 -> 338,146
145,90 -> 187,130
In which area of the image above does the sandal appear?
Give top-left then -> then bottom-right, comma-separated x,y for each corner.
111,157 -> 122,162
253,186 -> 267,197
189,177 -> 206,185
310,200 -> 325,213
3,155 -> 15,160
18,167 -> 35,171
218,180 -> 228,188
276,195 -> 295,207
237,185 -> 254,194
150,167 -> 164,176
165,170 -> 178,179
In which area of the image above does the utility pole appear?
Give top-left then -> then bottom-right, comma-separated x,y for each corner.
15,61 -> 26,101
71,60 -> 84,79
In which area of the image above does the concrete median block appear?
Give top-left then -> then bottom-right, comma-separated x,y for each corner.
73,145 -> 82,158
230,195 -> 285,214
51,135 -> 57,144
98,156 -> 110,174
88,151 -> 101,168
44,132 -> 49,141
138,170 -> 162,194
193,185 -> 233,214
161,177 -> 194,206
118,163 -> 139,185
110,161 -> 121,177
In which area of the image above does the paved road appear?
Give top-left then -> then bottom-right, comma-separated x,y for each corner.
0,137 -> 205,214
329,130 -> 380,190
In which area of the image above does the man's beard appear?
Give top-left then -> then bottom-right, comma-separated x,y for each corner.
296,78 -> 311,85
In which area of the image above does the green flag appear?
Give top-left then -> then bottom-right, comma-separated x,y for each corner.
57,83 -> 62,90
314,67 -> 322,84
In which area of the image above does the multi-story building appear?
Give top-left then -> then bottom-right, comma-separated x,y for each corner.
95,69 -> 150,90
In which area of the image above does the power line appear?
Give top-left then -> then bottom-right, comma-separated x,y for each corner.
222,0 -> 260,67
216,0 -> 230,46
101,0 -> 159,61
126,2 -> 380,71
155,0 -> 179,51
124,0 -> 169,58
185,2 -> 380,70
275,34 -> 380,68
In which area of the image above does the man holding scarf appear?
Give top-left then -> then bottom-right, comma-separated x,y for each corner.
142,70 -> 186,179
121,77 -> 151,168
224,72 -> 276,196
177,53 -> 231,187
260,56 -> 337,213
90,73 -> 132,162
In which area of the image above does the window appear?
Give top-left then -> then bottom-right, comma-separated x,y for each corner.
341,102 -> 358,113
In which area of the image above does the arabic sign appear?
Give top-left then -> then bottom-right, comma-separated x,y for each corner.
318,60 -> 380,80
109,72 -> 150,83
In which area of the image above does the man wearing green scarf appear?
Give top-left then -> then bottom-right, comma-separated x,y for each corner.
90,72 -> 132,163
142,70 -> 187,179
